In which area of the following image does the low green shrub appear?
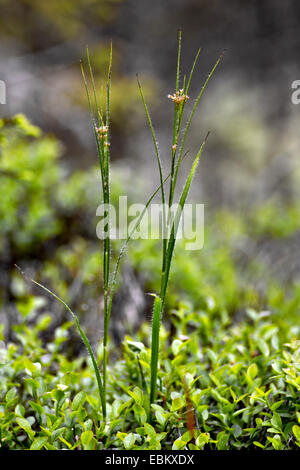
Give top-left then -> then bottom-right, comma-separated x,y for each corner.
0,307 -> 299,450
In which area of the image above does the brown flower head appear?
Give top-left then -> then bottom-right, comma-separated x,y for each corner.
168,88 -> 190,106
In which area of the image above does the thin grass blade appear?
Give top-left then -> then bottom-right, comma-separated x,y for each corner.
150,295 -> 162,407
137,75 -> 167,255
161,133 -> 209,301
15,265 -> 106,419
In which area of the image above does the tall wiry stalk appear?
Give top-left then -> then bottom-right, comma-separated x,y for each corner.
81,46 -> 112,418
137,32 -> 224,414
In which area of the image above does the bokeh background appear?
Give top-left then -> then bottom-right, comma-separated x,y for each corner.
1,0 -> 300,350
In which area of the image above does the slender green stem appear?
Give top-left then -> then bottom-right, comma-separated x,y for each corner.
150,295 -> 162,406
168,30 -> 182,211
148,39 -> 223,415
82,46 -> 113,410
148,137 -> 208,418
160,134 -> 209,303
176,29 -> 182,93
15,266 -> 106,419
108,171 -> 172,302
81,63 -> 106,197
86,47 -> 103,128
102,44 -> 112,398
136,74 -> 168,278
170,50 -> 225,205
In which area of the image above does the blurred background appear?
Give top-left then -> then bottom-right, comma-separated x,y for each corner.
1,0 -> 300,351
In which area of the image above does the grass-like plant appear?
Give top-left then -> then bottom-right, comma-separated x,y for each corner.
137,32 -> 224,415
18,32 -> 223,422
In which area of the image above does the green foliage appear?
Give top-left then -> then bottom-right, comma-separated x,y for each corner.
0,0 -> 123,46
129,232 -> 241,314
0,305 -> 299,450
249,200 -> 300,238
0,115 -> 62,253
